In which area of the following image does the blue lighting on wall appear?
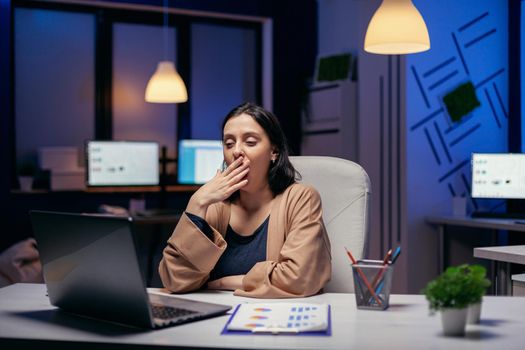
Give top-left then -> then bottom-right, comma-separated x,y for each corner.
407,0 -> 508,214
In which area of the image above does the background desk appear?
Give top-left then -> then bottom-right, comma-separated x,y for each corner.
1,284 -> 525,350
426,216 -> 525,273
474,245 -> 525,296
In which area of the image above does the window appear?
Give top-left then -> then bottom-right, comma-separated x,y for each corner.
113,22 -> 178,153
191,23 -> 257,139
12,2 -> 269,186
15,7 -> 95,167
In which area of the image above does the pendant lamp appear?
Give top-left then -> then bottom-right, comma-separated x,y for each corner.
364,0 -> 430,55
145,0 -> 188,103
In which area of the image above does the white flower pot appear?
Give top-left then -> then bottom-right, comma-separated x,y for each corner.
19,176 -> 33,192
467,301 -> 482,324
440,307 -> 467,336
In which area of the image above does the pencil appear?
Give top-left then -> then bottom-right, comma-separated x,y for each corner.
382,249 -> 393,265
344,247 -> 382,306
367,247 -> 401,304
370,249 -> 392,290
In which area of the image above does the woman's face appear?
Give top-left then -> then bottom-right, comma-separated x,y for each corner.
223,113 -> 277,193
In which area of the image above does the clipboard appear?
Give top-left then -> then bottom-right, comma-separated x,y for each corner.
221,303 -> 332,336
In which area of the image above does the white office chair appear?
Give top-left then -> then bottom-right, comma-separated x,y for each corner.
290,156 -> 371,292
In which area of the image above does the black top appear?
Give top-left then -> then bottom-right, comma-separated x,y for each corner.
186,212 -> 268,280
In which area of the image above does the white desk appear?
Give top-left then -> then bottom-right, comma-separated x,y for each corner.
1,284 -> 525,349
474,245 -> 525,296
426,216 -> 525,275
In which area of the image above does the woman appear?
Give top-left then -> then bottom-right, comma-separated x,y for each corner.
159,102 -> 331,298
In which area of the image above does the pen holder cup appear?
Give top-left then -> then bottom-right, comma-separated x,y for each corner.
352,259 -> 394,310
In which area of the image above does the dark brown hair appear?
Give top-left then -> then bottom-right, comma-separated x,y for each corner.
222,102 -> 299,195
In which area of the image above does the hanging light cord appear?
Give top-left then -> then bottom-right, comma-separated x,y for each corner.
163,0 -> 168,60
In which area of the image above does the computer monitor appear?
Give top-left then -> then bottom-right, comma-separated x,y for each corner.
177,140 -> 223,185
471,153 -> 525,199
86,140 -> 159,186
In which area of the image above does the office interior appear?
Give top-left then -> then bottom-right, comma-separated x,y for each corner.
0,0 -> 523,295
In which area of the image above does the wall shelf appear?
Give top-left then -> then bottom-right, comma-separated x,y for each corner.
301,80 -> 358,160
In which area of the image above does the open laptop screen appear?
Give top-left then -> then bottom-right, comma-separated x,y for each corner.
177,140 -> 223,185
471,153 -> 525,199
86,140 -> 159,186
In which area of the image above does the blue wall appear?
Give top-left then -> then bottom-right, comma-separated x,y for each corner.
399,0 -> 509,290
407,0 -> 508,216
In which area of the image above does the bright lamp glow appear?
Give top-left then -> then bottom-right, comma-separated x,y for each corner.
145,0 -> 188,104
145,61 -> 188,103
364,0 -> 430,55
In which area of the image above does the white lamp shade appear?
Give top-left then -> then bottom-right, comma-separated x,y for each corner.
145,61 -> 188,103
364,0 -> 430,55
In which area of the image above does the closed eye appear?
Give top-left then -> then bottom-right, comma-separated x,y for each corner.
245,137 -> 259,146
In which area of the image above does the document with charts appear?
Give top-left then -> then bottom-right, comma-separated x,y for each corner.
224,303 -> 330,334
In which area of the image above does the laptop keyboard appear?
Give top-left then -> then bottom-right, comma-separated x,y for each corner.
151,303 -> 199,320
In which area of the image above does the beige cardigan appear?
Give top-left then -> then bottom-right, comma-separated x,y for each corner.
158,183 -> 332,298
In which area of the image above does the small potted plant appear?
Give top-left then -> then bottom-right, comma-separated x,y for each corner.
17,161 -> 36,192
465,264 -> 491,324
422,264 -> 489,336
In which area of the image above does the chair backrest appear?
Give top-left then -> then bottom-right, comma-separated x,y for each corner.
290,156 -> 371,292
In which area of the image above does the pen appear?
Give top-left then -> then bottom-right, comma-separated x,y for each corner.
345,247 -> 382,306
368,280 -> 386,305
390,246 -> 401,264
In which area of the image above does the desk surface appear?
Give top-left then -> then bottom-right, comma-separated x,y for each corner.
474,245 -> 525,265
1,284 -> 525,349
426,215 -> 525,232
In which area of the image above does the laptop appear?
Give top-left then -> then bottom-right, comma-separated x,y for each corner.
30,210 -> 231,329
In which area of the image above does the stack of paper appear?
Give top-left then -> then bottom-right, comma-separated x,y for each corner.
38,146 -> 85,190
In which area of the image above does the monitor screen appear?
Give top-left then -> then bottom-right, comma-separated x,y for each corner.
471,153 -> 525,199
178,140 -> 223,185
86,141 -> 159,186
